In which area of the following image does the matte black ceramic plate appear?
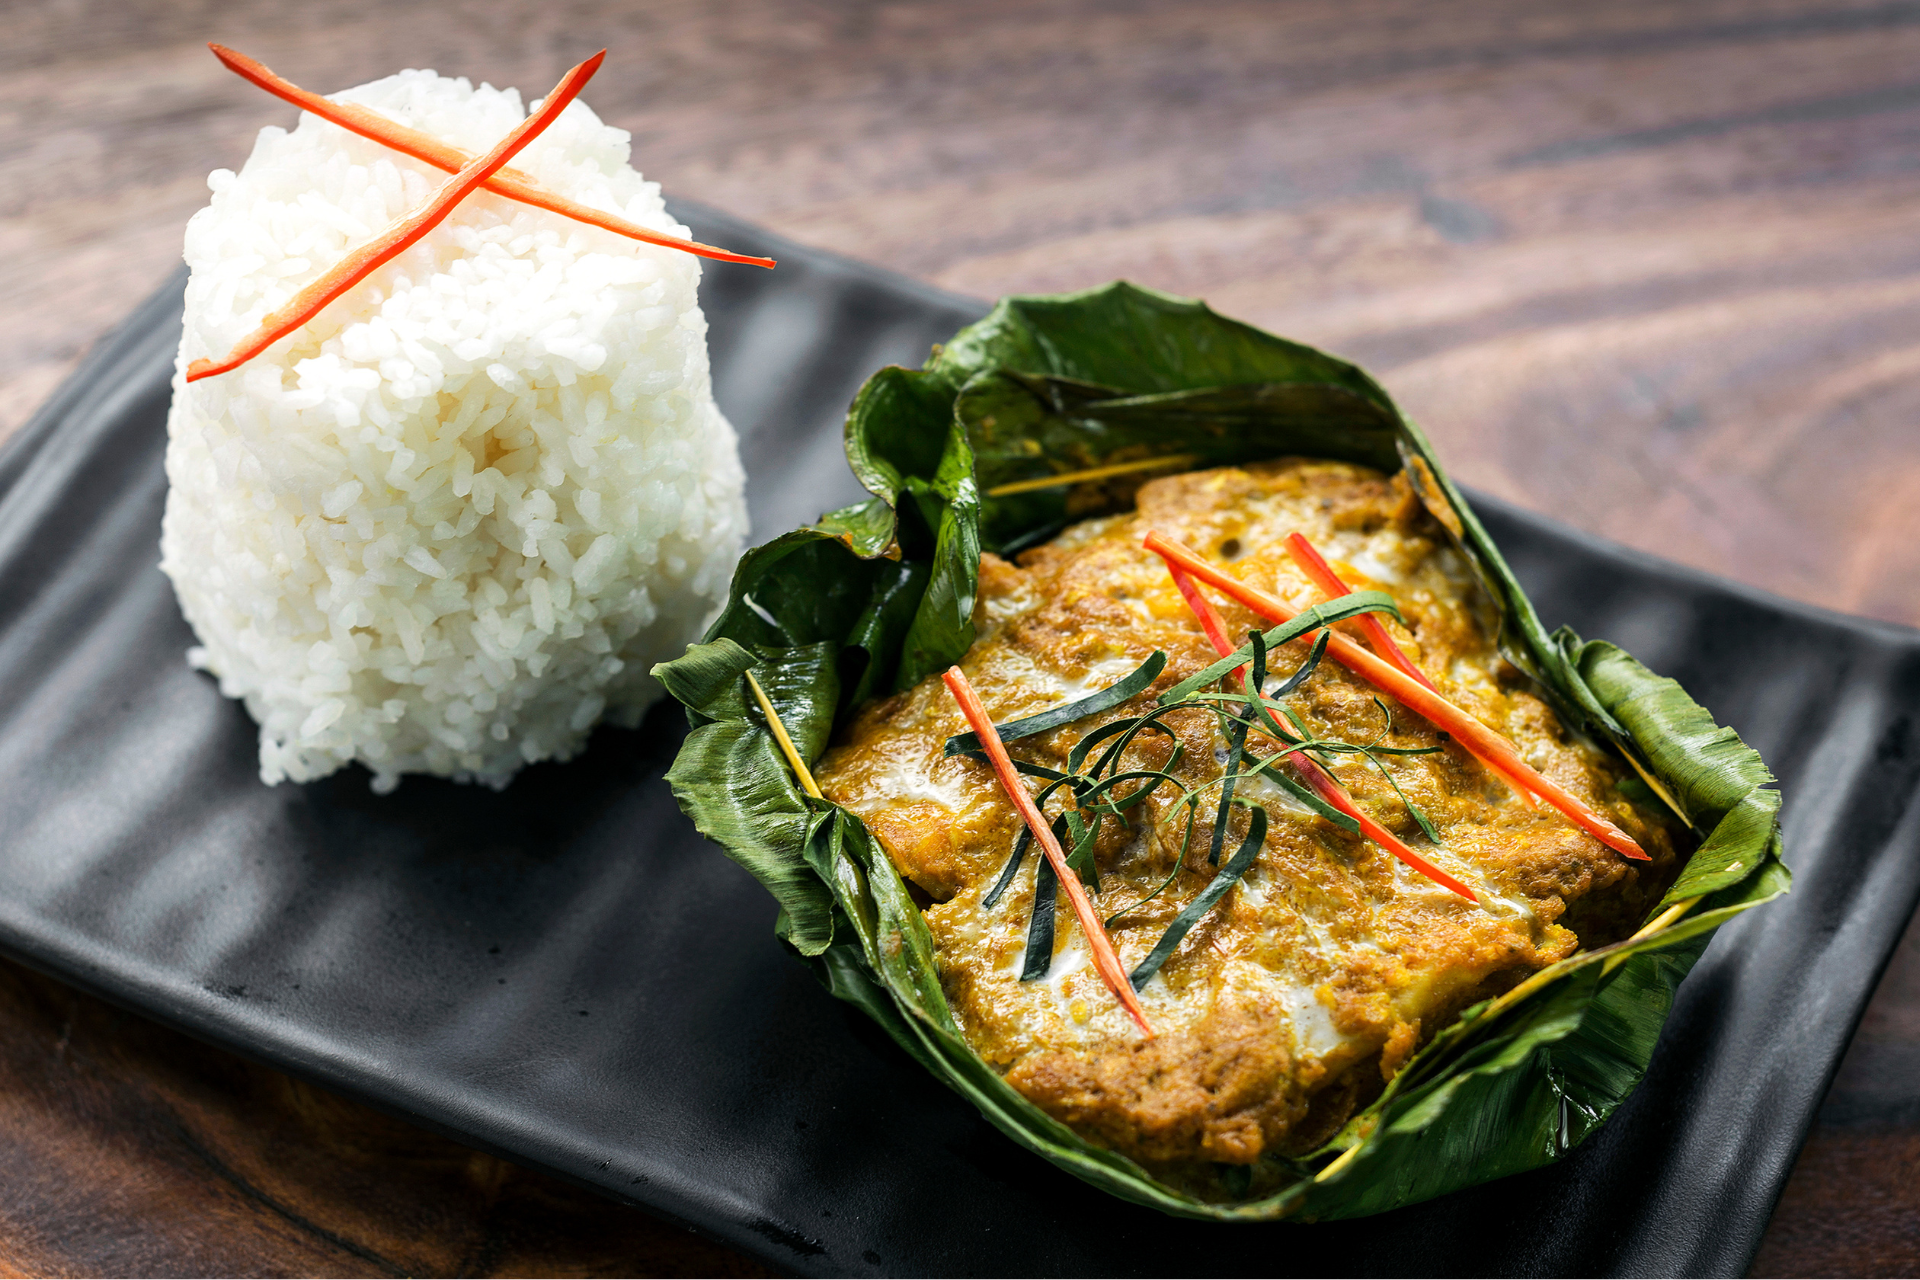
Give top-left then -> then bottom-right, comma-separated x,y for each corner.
6,204 -> 1920,1277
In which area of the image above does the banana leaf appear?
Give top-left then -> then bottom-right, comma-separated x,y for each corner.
654,282 -> 1787,1220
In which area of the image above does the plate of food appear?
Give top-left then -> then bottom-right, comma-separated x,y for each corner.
2,44 -> 1918,1276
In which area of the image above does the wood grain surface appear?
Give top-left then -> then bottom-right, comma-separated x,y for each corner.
4,0 -> 1919,1273
0,955 -> 772,1278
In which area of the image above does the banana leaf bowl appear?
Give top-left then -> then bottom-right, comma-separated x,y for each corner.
656,282 -> 1788,1221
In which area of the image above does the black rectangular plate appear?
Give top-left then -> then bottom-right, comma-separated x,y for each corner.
5,203 -> 1919,1277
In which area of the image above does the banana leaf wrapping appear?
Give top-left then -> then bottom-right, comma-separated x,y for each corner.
653,282 -> 1787,1220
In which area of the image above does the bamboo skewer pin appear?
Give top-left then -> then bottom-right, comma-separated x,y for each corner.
1316,893 -> 1705,1184
744,670 -> 822,799
984,454 -> 1199,498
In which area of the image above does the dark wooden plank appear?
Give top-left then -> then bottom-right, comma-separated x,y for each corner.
3,0 -> 1918,1273
9,0 -> 1920,626
1751,1124 -> 1920,1279
0,954 -> 773,1277
1755,909 -> 1920,1277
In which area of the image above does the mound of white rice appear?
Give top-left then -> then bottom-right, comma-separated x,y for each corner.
162,69 -> 748,790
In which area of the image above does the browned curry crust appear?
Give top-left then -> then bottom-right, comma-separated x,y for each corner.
816,460 -> 1682,1190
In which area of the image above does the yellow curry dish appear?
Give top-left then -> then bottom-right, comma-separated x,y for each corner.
814,458 -> 1681,1194
658,282 -> 1785,1220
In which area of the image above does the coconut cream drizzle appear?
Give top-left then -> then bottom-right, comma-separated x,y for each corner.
869,751 -> 975,810
1282,983 -> 1349,1058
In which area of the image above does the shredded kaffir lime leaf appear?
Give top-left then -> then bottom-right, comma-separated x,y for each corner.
939,589 -> 1460,982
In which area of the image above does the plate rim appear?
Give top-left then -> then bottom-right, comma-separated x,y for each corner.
2,226 -> 1916,1274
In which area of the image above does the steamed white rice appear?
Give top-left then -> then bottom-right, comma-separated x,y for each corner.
161,69 -> 748,790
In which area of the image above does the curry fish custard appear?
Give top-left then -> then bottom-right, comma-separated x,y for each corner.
815,459 -> 1681,1194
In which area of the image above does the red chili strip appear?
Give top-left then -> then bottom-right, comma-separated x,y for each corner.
942,666 -> 1155,1038
1285,755 -> 1477,902
1144,530 -> 1648,861
209,45 -> 773,269
188,51 -> 607,383
1166,565 -> 1478,902
1283,532 -> 1438,694
1284,531 -> 1533,806
1166,562 -> 1249,690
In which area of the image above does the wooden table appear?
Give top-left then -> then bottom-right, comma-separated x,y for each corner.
5,0 -> 1918,1272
